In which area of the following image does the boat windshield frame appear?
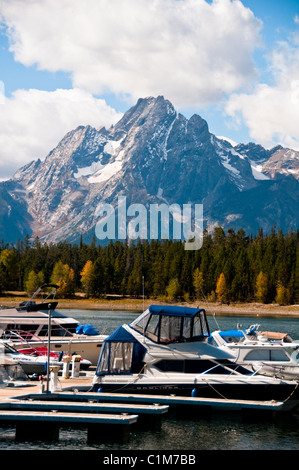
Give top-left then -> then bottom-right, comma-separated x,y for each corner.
130,305 -> 210,344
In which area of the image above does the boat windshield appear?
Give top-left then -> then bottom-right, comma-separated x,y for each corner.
130,306 -> 209,344
0,342 -> 20,355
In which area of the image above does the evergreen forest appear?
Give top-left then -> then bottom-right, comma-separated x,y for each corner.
0,227 -> 298,305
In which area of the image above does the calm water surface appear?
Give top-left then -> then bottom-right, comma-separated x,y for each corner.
1,309 -> 299,451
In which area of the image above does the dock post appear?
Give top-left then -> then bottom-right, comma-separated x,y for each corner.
62,355 -> 72,378
50,366 -> 60,392
71,355 -> 81,378
39,376 -> 45,393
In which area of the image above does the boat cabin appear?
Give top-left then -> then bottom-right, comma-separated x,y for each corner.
95,305 -> 211,377
130,305 -> 210,344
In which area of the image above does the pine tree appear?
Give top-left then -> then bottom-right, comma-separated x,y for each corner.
93,257 -> 104,297
231,248 -> 250,301
0,262 -> 7,293
0,248 -> 19,289
293,240 -> 299,303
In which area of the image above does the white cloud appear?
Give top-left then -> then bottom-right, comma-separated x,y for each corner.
0,88 -> 121,179
225,22 -> 299,150
0,0 -> 263,108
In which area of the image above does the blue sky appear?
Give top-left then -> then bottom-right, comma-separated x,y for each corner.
0,0 -> 298,179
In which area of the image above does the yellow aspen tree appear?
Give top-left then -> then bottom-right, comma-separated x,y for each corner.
51,260 -> 75,298
255,271 -> 268,303
166,278 -> 180,301
275,281 -> 290,305
216,272 -> 228,303
25,270 -> 44,296
80,260 -> 95,297
193,268 -> 204,300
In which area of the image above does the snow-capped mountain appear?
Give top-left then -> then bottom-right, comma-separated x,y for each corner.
0,96 -> 298,244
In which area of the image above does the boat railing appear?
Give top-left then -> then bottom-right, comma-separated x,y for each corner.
3,329 -> 48,349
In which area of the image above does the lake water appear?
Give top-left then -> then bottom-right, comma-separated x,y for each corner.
1,308 -> 299,452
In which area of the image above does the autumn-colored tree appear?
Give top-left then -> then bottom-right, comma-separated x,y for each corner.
193,268 -> 204,300
255,271 -> 268,303
216,272 -> 228,303
166,278 -> 180,301
275,281 -> 290,306
0,226 -> 296,305
24,270 -> 44,296
80,260 -> 95,297
50,260 -> 75,298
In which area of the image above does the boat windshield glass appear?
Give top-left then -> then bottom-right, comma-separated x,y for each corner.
0,342 -> 20,355
130,308 -> 209,344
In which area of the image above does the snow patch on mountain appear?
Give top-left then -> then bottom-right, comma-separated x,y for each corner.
88,154 -> 124,184
74,161 -> 103,178
217,136 -> 238,147
219,154 -> 240,176
250,162 -> 270,181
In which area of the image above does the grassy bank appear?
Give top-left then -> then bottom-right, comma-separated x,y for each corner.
0,292 -> 299,317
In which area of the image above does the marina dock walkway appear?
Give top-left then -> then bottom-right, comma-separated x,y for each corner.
0,372 -> 168,442
1,370 -> 298,443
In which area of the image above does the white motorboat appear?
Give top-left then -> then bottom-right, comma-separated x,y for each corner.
209,325 -> 299,380
0,284 -> 106,364
0,340 -> 54,375
0,337 -> 91,376
92,305 -> 299,406
0,353 -> 29,385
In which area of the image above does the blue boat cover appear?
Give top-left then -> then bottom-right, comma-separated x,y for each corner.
96,325 -> 146,376
104,325 -> 140,343
218,330 -> 245,338
148,305 -> 204,317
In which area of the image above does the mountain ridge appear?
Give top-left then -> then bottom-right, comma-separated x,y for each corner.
0,96 -> 298,244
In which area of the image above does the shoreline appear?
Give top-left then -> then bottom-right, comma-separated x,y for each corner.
1,294 -> 299,317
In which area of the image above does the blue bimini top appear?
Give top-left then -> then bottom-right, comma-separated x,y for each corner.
148,304 -> 205,318
130,304 -> 210,344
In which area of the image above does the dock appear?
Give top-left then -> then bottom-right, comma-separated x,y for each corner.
1,370 -> 298,443
0,372 -> 169,442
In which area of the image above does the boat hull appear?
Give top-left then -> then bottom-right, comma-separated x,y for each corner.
9,336 -> 106,366
92,376 -> 299,404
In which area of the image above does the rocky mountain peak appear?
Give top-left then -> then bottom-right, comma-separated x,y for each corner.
0,96 -> 298,244
262,146 -> 299,180
235,142 -> 271,163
